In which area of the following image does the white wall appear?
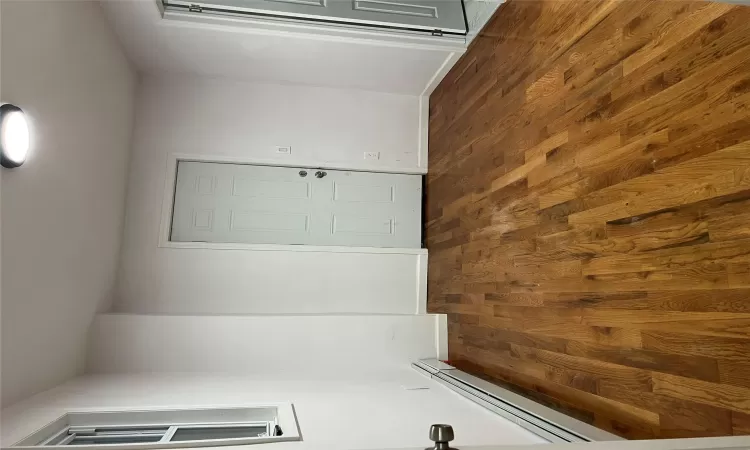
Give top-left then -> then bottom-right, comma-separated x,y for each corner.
0,0 -> 137,407
464,0 -> 503,43
116,76 -> 424,315
87,313 -> 445,374
135,76 -> 422,171
0,0 -> 4,415
0,372 -> 547,450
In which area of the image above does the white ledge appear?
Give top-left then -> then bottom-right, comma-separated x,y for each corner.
160,241 -> 428,255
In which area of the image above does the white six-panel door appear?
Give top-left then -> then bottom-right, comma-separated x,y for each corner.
164,0 -> 468,34
171,161 -> 422,248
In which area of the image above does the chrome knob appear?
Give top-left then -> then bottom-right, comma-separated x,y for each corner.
299,170 -> 308,177
314,171 -> 327,178
427,424 -> 456,450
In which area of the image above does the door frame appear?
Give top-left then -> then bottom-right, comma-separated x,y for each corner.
157,153 -> 428,253
163,0 -> 469,35
156,153 -> 429,313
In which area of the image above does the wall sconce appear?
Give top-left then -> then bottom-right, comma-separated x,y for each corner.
1,103 -> 30,168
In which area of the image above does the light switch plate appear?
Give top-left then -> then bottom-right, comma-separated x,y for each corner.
276,146 -> 292,155
364,151 -> 380,160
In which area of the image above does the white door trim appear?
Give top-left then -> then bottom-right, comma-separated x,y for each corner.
162,240 -> 427,255
165,0 -> 468,35
421,51 -> 462,96
162,8 -> 468,53
418,95 -> 429,171
157,153 -> 428,256
416,252 -> 429,313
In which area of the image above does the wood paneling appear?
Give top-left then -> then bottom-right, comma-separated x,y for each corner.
426,0 -> 750,439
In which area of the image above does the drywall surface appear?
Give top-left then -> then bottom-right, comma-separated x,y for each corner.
116,76 -> 424,315
134,76 -> 422,171
0,0 -> 136,407
100,0 -> 462,96
0,372 -> 547,450
86,314 -> 444,374
118,246 -> 423,314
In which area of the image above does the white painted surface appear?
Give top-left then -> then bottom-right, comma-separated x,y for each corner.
171,162 -> 422,247
100,0 -> 466,95
0,372 -> 547,450
4,375 -> 747,450
143,77 -> 422,171
416,253 -> 429,315
116,76 -> 425,314
86,313 -> 443,374
0,0 -> 136,407
118,247 -> 425,314
0,0 -> 4,420
464,0 -> 503,43
166,0 -> 467,34
435,314 -> 449,360
14,405 -> 300,449
160,242 -> 428,254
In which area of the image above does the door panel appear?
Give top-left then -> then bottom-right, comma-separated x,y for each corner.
333,182 -> 394,203
231,178 -> 311,199
172,162 -> 322,245
171,161 -> 422,248
319,169 -> 421,247
164,0 -> 467,34
230,210 -> 311,232
332,214 -> 394,235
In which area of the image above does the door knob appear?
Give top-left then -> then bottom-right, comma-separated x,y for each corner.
299,170 -> 308,177
427,424 -> 456,450
315,171 -> 327,178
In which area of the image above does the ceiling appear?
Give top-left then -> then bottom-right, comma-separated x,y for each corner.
100,0 -> 465,95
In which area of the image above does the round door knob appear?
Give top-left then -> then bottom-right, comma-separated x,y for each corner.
427,424 -> 456,450
299,170 -> 308,177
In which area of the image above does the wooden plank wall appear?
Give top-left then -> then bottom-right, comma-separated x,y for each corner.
426,0 -> 750,440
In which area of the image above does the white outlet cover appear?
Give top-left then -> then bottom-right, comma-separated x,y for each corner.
364,151 -> 380,160
276,146 -> 292,154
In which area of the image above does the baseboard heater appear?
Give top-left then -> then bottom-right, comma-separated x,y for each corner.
412,359 -> 623,443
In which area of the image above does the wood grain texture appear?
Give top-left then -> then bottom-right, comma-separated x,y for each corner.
426,0 -> 750,439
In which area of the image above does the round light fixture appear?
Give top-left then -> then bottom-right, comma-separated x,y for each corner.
1,103 -> 30,168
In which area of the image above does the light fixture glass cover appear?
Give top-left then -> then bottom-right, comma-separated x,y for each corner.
1,103 -> 30,168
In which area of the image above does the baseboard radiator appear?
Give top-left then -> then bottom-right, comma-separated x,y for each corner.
412,359 -> 623,443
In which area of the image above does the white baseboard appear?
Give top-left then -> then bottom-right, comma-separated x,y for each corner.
436,314 -> 448,360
